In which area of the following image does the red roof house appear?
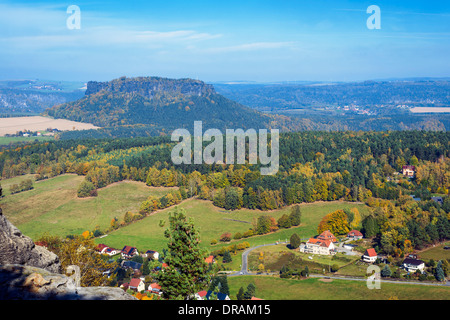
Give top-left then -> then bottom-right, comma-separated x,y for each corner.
362,248 -> 377,263
347,230 -> 363,239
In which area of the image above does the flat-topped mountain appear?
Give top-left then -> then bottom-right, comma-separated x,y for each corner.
85,76 -> 215,98
44,76 -> 283,132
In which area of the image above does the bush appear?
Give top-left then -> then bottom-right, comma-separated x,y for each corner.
77,180 -> 96,198
233,232 -> 242,240
220,232 -> 232,242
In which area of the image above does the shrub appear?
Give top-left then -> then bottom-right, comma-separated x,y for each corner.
77,180 -> 96,198
220,232 -> 232,242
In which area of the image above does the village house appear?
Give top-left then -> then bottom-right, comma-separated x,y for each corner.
148,282 -> 162,295
195,290 -> 208,300
205,291 -> 231,301
402,165 -> 415,177
121,245 -> 138,259
362,248 -> 377,263
402,258 -> 425,273
142,250 -> 159,260
129,278 -> 145,292
300,230 -> 337,255
96,244 -> 118,256
347,230 -> 363,240
121,260 -> 142,271
104,247 -> 118,256
205,255 -> 215,264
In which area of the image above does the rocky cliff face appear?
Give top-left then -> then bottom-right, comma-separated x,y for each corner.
85,76 -> 215,98
0,208 -> 136,300
0,208 -> 60,273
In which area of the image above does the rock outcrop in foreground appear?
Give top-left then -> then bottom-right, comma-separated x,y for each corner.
0,208 -> 136,300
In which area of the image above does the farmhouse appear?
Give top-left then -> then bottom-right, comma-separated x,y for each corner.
347,230 -> 363,240
362,248 -> 377,263
402,258 -> 425,273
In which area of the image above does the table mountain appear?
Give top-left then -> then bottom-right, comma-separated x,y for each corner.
44,76 -> 284,133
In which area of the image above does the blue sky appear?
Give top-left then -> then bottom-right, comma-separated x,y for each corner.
0,0 -> 449,82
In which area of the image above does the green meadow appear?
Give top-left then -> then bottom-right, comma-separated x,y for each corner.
0,173 -> 370,255
227,275 -> 450,300
0,174 -> 173,239
96,197 -> 369,254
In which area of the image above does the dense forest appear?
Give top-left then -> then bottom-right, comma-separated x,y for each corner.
1,130 -> 449,257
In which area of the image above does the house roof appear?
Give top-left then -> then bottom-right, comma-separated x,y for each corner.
129,278 -> 142,288
205,291 -> 229,300
150,283 -> 161,290
402,165 -> 415,170
205,255 -> 214,264
307,238 -> 333,248
96,244 -> 108,251
121,245 -> 137,255
122,260 -> 142,270
318,230 -> 336,241
348,230 -> 363,237
403,258 -> 424,266
197,290 -> 208,297
365,248 -> 377,257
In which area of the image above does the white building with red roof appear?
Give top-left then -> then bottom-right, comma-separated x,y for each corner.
347,230 -> 363,240
300,230 -> 337,255
362,248 -> 377,263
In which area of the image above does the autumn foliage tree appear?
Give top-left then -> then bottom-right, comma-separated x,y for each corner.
37,235 -> 116,287
317,209 -> 350,235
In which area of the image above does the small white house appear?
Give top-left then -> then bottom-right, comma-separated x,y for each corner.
402,258 -> 425,273
129,278 -> 145,292
362,248 -> 377,263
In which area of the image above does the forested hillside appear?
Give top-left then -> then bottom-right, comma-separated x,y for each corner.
1,130 -> 449,257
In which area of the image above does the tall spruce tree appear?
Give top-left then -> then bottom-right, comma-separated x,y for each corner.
156,207 -> 212,299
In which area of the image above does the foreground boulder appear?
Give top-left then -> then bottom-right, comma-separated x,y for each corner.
0,208 -> 136,300
0,208 -> 60,273
0,264 -> 136,300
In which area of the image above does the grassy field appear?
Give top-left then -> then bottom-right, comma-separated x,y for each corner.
418,241 -> 450,260
0,174 -> 173,239
97,198 -> 370,255
227,275 -> 450,300
247,244 -> 360,274
0,135 -> 54,145
0,172 -> 370,264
